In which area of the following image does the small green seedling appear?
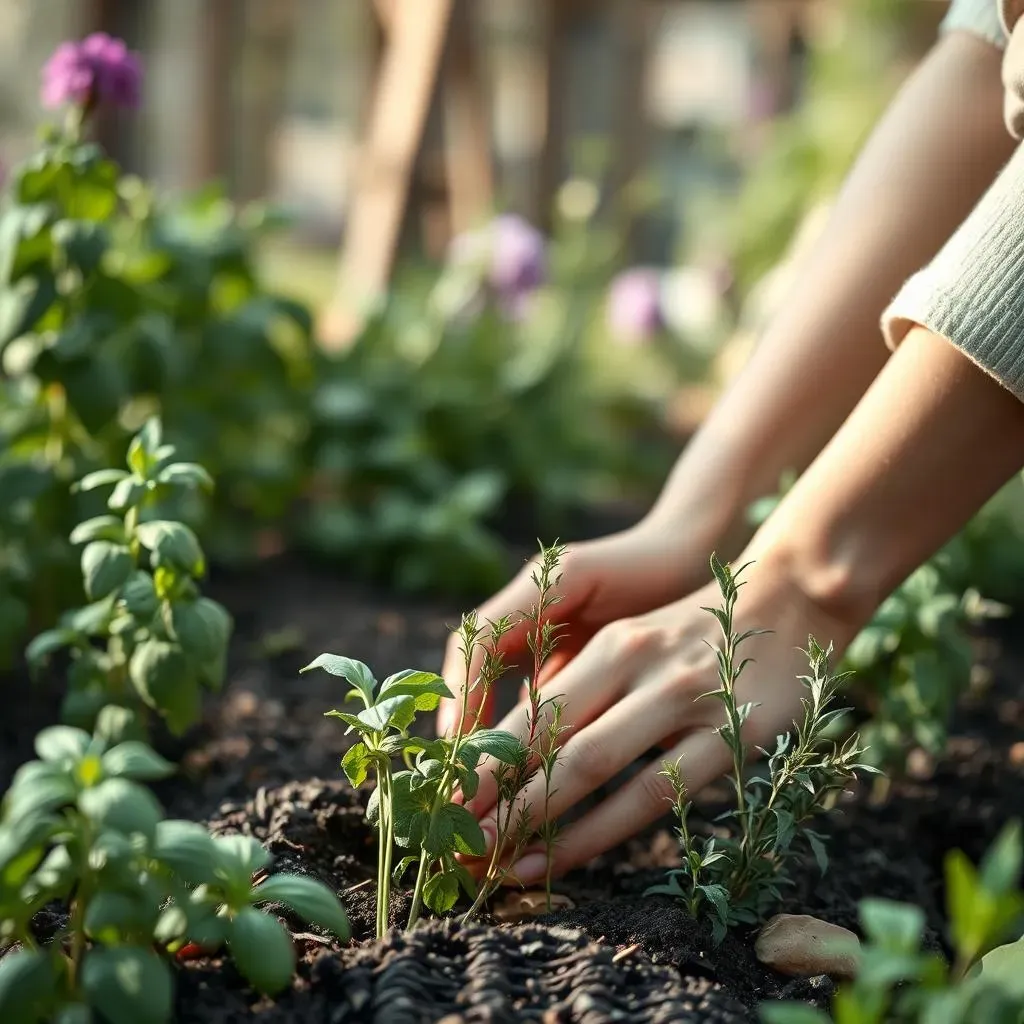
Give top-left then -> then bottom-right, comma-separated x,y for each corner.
649,554 -> 877,942
762,821 -> 1024,1024
309,542 -> 571,934
26,416 -> 232,738
0,707 -> 349,1023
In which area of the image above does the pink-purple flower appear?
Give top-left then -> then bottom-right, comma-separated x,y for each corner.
41,33 -> 142,111
607,267 -> 664,345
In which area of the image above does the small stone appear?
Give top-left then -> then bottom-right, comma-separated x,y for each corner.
755,914 -> 860,980
492,890 -> 575,923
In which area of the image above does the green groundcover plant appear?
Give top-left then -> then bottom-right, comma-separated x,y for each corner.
762,821 -> 1024,1024
648,555 -> 878,942
0,707 -> 349,1023
304,544 -> 570,937
25,417 -> 232,739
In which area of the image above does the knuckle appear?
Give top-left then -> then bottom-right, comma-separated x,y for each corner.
564,733 -> 607,787
597,618 -> 660,659
637,766 -> 676,812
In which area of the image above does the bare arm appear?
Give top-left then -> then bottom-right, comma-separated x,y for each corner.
646,31 -> 1015,556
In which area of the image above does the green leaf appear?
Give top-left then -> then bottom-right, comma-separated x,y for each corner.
152,820 -> 216,885
0,949 -> 59,1024
859,898 -> 924,955
378,670 -> 453,710
70,516 -> 126,546
129,639 -> 200,734
78,778 -> 163,840
357,695 -> 416,733
84,891 -> 155,945
34,725 -> 90,764
460,728 -> 526,766
168,598 -> 232,667
437,803 -> 486,857
101,742 -> 175,781
25,628 -> 77,668
76,469 -> 129,493
300,655 -> 376,707
213,834 -> 271,880
94,705 -> 143,747
228,907 -> 295,995
156,463 -> 214,491
423,870 -> 460,914
946,849 -> 984,957
52,219 -> 109,274
0,274 -> 56,351
759,1005 -> 832,1024
120,572 -> 158,618
250,874 -> 350,939
971,937 -> 1024,1000
81,542 -> 134,601
107,476 -> 147,512
54,1004 -> 93,1024
806,831 -> 829,875
697,883 -> 730,924
4,761 -> 76,820
134,418 -> 163,454
135,521 -> 205,577
80,947 -> 172,1024
340,742 -> 370,787
979,821 -> 1023,895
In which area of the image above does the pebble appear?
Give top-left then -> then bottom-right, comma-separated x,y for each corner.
754,914 -> 860,980
492,891 -> 575,923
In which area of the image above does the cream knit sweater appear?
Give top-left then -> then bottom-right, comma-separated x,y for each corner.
882,0 -> 1024,399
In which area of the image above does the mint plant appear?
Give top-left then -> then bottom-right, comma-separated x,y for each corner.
762,822 -> 1024,1024
25,417 -> 232,738
0,709 -> 349,1023
649,555 -> 877,942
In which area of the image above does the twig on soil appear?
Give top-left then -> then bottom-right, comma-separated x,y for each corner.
343,878 -> 373,895
612,943 -> 641,963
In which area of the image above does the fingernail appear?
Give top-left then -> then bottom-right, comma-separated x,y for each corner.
509,852 -> 547,884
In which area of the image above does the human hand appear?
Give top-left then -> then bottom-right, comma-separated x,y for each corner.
436,523 -> 712,736
458,554 -> 862,885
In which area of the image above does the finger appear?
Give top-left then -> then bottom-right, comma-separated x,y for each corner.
476,678 -> 693,856
464,618 -> 656,819
504,728 -> 732,885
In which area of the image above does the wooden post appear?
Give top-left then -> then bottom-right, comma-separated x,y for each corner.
324,0 -> 455,346
193,0 -> 240,188
534,0 -> 570,231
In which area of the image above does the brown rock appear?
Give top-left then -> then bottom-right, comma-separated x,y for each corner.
491,890 -> 575,923
755,914 -> 860,980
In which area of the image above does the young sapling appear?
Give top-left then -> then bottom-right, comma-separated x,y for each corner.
649,554 -> 878,941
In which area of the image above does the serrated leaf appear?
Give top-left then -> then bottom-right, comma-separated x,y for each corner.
250,874 -> 349,939
228,907 -> 295,995
80,947 -> 171,1024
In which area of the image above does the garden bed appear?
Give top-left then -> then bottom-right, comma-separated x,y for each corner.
9,550 -> 1005,1023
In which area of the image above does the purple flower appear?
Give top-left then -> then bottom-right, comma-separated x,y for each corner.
487,214 -> 546,314
41,33 -> 142,111
607,268 -> 664,345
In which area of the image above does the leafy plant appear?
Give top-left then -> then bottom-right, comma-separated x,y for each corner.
0,708 -> 349,1022
762,821 -> 1024,1024
648,554 -> 877,942
25,417 -> 232,738
748,474 -> 1019,774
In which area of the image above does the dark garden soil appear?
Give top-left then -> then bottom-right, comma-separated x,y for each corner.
5,543 -> 1024,1023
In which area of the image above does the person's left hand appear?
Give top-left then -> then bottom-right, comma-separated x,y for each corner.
458,557 -> 862,885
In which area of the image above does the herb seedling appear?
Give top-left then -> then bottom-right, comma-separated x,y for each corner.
763,821 -> 1024,1024
304,644 -> 527,937
649,554 -> 877,942
0,707 -> 349,1023
463,543 -> 569,919
25,417 -> 232,739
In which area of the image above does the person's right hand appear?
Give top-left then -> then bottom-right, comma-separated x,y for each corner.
435,522 -> 712,735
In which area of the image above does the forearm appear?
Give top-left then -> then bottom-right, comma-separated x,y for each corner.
746,326 -> 1024,630
646,32 -> 1014,555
